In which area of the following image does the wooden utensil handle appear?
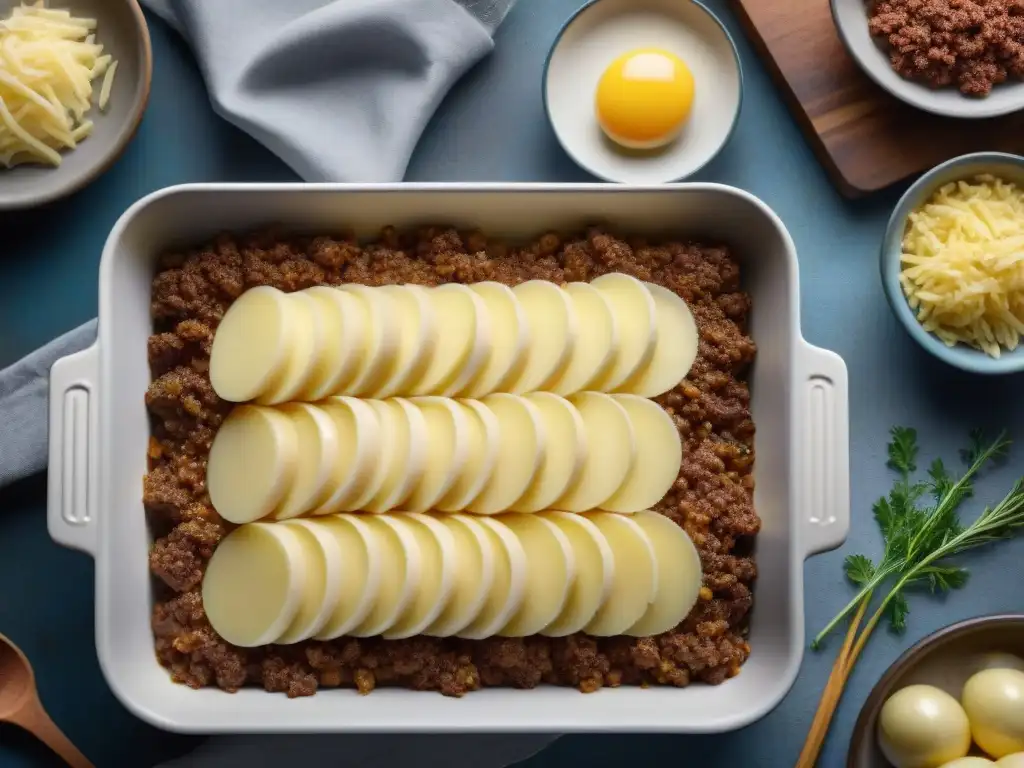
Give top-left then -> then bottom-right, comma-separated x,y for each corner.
11,698 -> 94,768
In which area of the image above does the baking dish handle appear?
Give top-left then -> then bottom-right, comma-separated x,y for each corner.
47,345 -> 99,558
797,341 -> 850,559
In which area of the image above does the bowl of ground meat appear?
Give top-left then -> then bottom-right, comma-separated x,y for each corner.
832,0 -> 1024,118
46,182 -> 849,733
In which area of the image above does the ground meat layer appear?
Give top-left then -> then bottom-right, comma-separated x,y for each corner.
144,226 -> 759,697
868,0 -> 1024,96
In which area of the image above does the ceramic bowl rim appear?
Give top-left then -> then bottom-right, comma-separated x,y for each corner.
0,0 -> 153,211
830,0 -> 1024,119
847,613 -> 1024,767
541,0 -> 744,184
880,151 -> 1024,375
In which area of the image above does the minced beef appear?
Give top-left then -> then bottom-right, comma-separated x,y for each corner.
868,0 -> 1024,96
145,226 -> 759,698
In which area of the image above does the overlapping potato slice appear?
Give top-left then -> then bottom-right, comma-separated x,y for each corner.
556,392 -> 636,512
589,273 -> 657,391
435,399 -> 499,512
271,403 -> 339,520
382,513 -> 456,639
424,514 -> 495,637
349,514 -> 422,637
456,516 -> 528,639
496,513 -> 576,637
582,511 -> 657,636
371,285 -> 436,398
511,392 -> 586,513
207,406 -> 298,524
547,282 -> 618,395
313,514 -> 382,640
209,286 -> 295,403
460,282 -> 528,397
311,396 -> 382,514
618,282 -> 699,398
467,394 -> 545,515
626,510 -> 703,636
303,286 -> 369,399
333,284 -> 400,396
542,511 -> 614,637
401,397 -> 469,513
257,291 -> 323,405
600,394 -> 682,513
202,522 -> 308,647
505,280 -> 578,393
412,284 -> 491,396
275,519 -> 342,644
362,398 -> 427,513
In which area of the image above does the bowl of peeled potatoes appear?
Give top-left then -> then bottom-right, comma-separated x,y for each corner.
848,615 -> 1024,768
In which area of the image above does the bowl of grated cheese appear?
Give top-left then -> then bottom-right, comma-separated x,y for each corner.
0,0 -> 151,210
882,152 -> 1024,375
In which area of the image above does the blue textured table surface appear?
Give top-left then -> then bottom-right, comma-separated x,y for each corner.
2,1 -> 1024,766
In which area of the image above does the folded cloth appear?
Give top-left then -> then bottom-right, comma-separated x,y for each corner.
0,320 -> 96,488
138,0 -> 505,182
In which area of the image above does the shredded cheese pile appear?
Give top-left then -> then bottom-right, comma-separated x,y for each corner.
0,1 -> 117,168
899,174 -> 1024,359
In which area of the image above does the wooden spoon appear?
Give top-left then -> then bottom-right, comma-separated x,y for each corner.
0,632 -> 93,768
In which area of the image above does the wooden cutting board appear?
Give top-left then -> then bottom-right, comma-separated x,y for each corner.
731,0 -> 1024,197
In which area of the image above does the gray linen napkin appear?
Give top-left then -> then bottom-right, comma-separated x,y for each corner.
0,320 -> 96,488
140,0 -> 504,182
0,0 -> 560,764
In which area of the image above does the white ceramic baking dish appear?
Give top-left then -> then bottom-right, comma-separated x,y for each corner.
47,183 -> 849,734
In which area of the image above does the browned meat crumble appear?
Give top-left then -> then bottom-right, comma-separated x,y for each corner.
144,226 -> 759,698
868,0 -> 1024,96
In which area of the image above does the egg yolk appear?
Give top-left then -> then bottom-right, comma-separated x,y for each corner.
595,48 -> 695,150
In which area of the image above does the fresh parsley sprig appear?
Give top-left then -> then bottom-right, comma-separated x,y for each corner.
810,427 -> 1012,647
797,428 -> 1024,768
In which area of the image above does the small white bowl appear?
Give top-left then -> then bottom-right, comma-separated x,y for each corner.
543,0 -> 742,184
832,0 -> 1024,118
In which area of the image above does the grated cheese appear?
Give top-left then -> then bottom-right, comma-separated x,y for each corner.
899,174 -> 1024,359
0,1 -> 118,168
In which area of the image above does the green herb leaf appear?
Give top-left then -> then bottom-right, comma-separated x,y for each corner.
924,565 -> 969,593
886,592 -> 910,633
928,458 -> 954,501
875,479 -> 928,564
872,496 -> 896,540
888,427 -> 918,476
940,518 -> 965,547
962,429 -> 1010,467
813,427 -> 1024,653
844,554 -> 876,586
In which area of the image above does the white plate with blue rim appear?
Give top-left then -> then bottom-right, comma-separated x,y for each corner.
542,0 -> 742,184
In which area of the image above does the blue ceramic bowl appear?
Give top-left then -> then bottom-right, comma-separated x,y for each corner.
881,152 -> 1024,375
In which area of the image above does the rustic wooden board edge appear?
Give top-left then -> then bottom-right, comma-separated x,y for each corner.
729,0 -> 871,198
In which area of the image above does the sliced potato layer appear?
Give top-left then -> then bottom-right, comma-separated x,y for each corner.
209,277 -> 697,401
208,388 -> 680,522
203,510 -> 700,643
